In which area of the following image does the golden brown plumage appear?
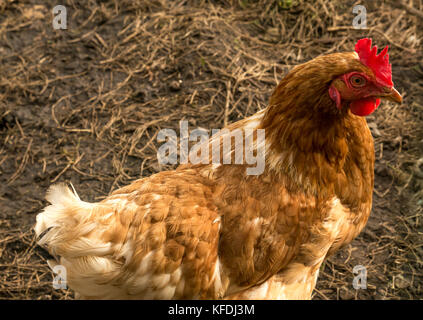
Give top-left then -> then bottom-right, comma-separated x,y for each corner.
35,39 -> 402,299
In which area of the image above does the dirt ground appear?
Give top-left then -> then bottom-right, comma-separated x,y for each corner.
0,0 -> 422,300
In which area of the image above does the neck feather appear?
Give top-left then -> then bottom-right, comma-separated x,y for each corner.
259,71 -> 353,195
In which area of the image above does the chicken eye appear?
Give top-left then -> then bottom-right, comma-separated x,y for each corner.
350,75 -> 366,87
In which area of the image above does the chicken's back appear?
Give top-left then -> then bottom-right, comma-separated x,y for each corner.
35,170 -> 226,299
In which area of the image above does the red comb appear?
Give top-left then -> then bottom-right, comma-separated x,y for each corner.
355,38 -> 393,87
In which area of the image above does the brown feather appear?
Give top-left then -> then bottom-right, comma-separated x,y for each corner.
35,50 -> 377,299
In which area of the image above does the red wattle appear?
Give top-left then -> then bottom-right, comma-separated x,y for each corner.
350,98 -> 381,116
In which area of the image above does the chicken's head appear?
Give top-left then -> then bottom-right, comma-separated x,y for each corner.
329,38 -> 402,116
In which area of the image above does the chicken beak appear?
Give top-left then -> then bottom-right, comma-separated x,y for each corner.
380,87 -> 402,104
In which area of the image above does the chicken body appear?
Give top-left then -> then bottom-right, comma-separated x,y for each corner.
36,49 -> 396,300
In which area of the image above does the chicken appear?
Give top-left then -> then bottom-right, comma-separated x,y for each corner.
34,38 -> 402,300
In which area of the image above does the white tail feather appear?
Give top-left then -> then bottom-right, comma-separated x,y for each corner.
34,183 -> 111,257
34,183 -> 85,238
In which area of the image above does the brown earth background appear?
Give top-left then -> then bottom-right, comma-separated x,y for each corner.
0,0 -> 422,300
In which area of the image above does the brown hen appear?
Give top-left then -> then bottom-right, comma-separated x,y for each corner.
35,38 -> 402,299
